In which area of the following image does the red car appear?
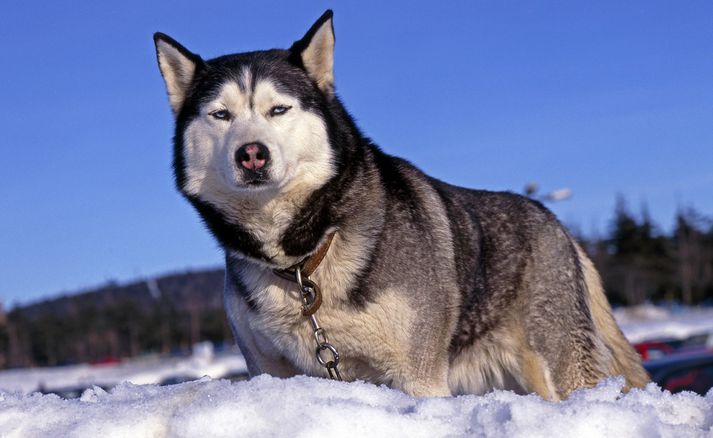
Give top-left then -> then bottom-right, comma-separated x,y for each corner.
644,350 -> 713,395
634,340 -> 680,361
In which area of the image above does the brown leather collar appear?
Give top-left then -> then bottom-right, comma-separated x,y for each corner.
299,231 -> 336,277
275,231 -> 336,279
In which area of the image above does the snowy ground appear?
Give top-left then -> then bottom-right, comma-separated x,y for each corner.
1,376 -> 711,437
2,306 -> 713,437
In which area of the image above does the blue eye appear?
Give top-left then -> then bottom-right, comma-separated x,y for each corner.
211,110 -> 231,120
269,105 -> 291,117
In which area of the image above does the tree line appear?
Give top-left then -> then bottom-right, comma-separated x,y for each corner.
583,199 -> 712,306
0,200 -> 711,369
0,270 -> 232,369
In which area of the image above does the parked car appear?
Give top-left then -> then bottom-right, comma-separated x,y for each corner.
635,332 -> 713,361
634,339 -> 682,360
644,350 -> 713,395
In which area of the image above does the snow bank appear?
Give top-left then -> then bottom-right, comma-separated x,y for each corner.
1,376 -> 711,437
614,305 -> 713,343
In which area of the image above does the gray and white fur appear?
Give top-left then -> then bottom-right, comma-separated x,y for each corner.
154,10 -> 649,399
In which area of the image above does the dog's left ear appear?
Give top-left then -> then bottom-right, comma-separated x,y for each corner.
290,10 -> 335,97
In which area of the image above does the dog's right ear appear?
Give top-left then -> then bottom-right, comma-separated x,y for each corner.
289,10 -> 335,98
153,33 -> 204,115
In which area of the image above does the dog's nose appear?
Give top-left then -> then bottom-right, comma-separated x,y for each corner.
235,142 -> 270,171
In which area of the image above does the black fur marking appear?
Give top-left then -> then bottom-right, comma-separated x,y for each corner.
430,182 -> 483,354
278,95 -> 365,258
373,154 -> 423,215
346,243 -> 380,308
225,254 -> 259,312
187,195 -> 269,263
343,149 -> 439,309
430,184 -> 540,355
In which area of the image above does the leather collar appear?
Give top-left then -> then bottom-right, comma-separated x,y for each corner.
274,231 -> 336,279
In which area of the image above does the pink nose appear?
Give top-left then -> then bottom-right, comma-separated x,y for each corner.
236,143 -> 270,170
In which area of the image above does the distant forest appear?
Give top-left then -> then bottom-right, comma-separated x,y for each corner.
0,199 -> 711,369
0,270 -> 230,369
582,199 -> 713,306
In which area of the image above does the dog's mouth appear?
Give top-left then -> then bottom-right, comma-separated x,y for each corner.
240,170 -> 272,188
246,179 -> 268,187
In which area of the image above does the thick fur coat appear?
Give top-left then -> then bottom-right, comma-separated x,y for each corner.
154,10 -> 649,399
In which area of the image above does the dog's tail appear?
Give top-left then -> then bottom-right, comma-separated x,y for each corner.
575,243 -> 650,390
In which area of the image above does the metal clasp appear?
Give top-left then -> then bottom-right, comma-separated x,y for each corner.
294,266 -> 322,316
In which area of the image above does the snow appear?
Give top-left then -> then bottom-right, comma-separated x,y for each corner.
1,376 -> 711,437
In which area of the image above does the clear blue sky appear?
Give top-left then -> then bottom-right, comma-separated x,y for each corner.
1,1 -> 712,307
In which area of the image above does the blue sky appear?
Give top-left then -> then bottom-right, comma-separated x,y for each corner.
1,1 -> 712,306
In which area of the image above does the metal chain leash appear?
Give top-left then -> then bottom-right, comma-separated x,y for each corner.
274,266 -> 342,380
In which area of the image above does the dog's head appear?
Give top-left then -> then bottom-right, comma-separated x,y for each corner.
154,11 -> 337,203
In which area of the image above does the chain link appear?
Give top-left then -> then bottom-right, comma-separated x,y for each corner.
288,266 -> 343,381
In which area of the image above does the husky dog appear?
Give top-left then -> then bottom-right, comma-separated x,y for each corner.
154,10 -> 648,399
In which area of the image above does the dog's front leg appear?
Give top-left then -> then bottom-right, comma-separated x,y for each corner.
233,326 -> 302,378
394,358 -> 452,397
224,282 -> 301,378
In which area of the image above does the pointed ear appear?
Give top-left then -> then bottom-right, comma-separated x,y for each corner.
290,10 -> 335,97
153,33 -> 203,115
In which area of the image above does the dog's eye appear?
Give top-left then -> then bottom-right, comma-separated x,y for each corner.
210,110 -> 231,121
269,105 -> 291,117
